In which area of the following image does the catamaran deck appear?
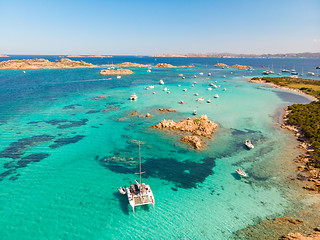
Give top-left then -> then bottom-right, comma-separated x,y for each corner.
126,183 -> 155,211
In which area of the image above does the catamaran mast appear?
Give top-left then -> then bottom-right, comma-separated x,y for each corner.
139,141 -> 142,196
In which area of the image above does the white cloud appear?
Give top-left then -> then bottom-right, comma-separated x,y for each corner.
313,38 -> 320,43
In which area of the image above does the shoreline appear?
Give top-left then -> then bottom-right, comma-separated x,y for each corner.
249,78 -> 319,102
242,77 -> 320,239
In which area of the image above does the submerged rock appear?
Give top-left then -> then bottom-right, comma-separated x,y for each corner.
158,108 -> 177,113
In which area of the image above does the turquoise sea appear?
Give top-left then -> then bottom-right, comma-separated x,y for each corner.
0,56 -> 319,239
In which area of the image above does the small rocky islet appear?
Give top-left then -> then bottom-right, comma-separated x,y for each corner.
152,115 -> 218,149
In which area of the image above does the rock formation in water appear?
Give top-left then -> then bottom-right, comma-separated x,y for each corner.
231,64 -> 254,70
155,63 -> 176,68
152,115 -> 218,149
99,69 -> 134,75
0,58 -> 99,69
214,63 -> 229,68
158,108 -> 177,113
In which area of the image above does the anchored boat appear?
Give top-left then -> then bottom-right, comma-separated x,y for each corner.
126,142 -> 155,212
245,139 -> 254,149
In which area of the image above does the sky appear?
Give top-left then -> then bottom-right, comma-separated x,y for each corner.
0,0 -> 319,55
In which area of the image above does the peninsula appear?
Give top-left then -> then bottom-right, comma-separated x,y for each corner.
99,69 -> 134,75
152,115 -> 218,149
250,77 -> 320,192
0,58 -> 99,69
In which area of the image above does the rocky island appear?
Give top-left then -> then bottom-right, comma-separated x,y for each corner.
155,63 -> 176,68
0,54 -> 9,57
152,115 -> 218,149
101,62 -> 149,67
214,63 -> 229,68
99,69 -> 134,75
0,58 -> 99,69
231,64 -> 254,70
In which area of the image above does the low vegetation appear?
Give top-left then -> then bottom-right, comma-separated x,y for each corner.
251,77 -> 320,99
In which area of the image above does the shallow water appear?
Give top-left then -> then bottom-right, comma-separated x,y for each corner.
0,57 -> 317,239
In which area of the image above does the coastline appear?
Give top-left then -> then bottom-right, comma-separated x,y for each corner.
239,77 -> 320,239
249,78 -> 319,102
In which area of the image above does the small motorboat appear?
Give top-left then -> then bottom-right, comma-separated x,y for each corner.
149,85 -> 154,89
207,99 -> 211,103
208,87 -> 212,91
236,169 -> 247,178
183,88 -> 187,91
194,75 -> 197,78
194,93 -> 199,96
117,76 -> 121,79
208,73 -> 212,76
23,70 -> 26,74
223,88 -> 227,91
178,84 -> 181,87
167,91 -> 171,94
182,76 -> 185,79
179,100 -> 185,104
197,97 -> 204,101
194,81 -> 197,84
163,87 -> 168,91
159,80 -> 164,85
209,83 -> 214,86
147,69 -> 151,73
152,92 -> 156,94
191,84 -> 194,87
129,93 -> 138,101
199,72 -> 203,75
245,140 -> 254,149
193,110 -> 197,115
118,187 -> 126,195
214,94 -> 219,98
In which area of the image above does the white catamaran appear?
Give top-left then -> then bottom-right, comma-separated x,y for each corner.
126,142 -> 155,212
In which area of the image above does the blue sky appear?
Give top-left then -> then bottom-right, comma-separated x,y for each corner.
0,0 -> 319,55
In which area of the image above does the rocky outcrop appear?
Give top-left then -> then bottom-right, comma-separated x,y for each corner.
158,108 -> 177,113
214,63 -> 229,68
280,227 -> 320,240
102,62 -> 149,67
99,69 -> 134,75
155,63 -> 176,68
231,64 -> 254,70
151,115 -> 218,149
0,58 -> 99,69
181,136 -> 202,149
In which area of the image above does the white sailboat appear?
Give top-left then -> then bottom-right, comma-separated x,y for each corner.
126,142 -> 155,212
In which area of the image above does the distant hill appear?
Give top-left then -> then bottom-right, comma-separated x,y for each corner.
153,52 -> 320,58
